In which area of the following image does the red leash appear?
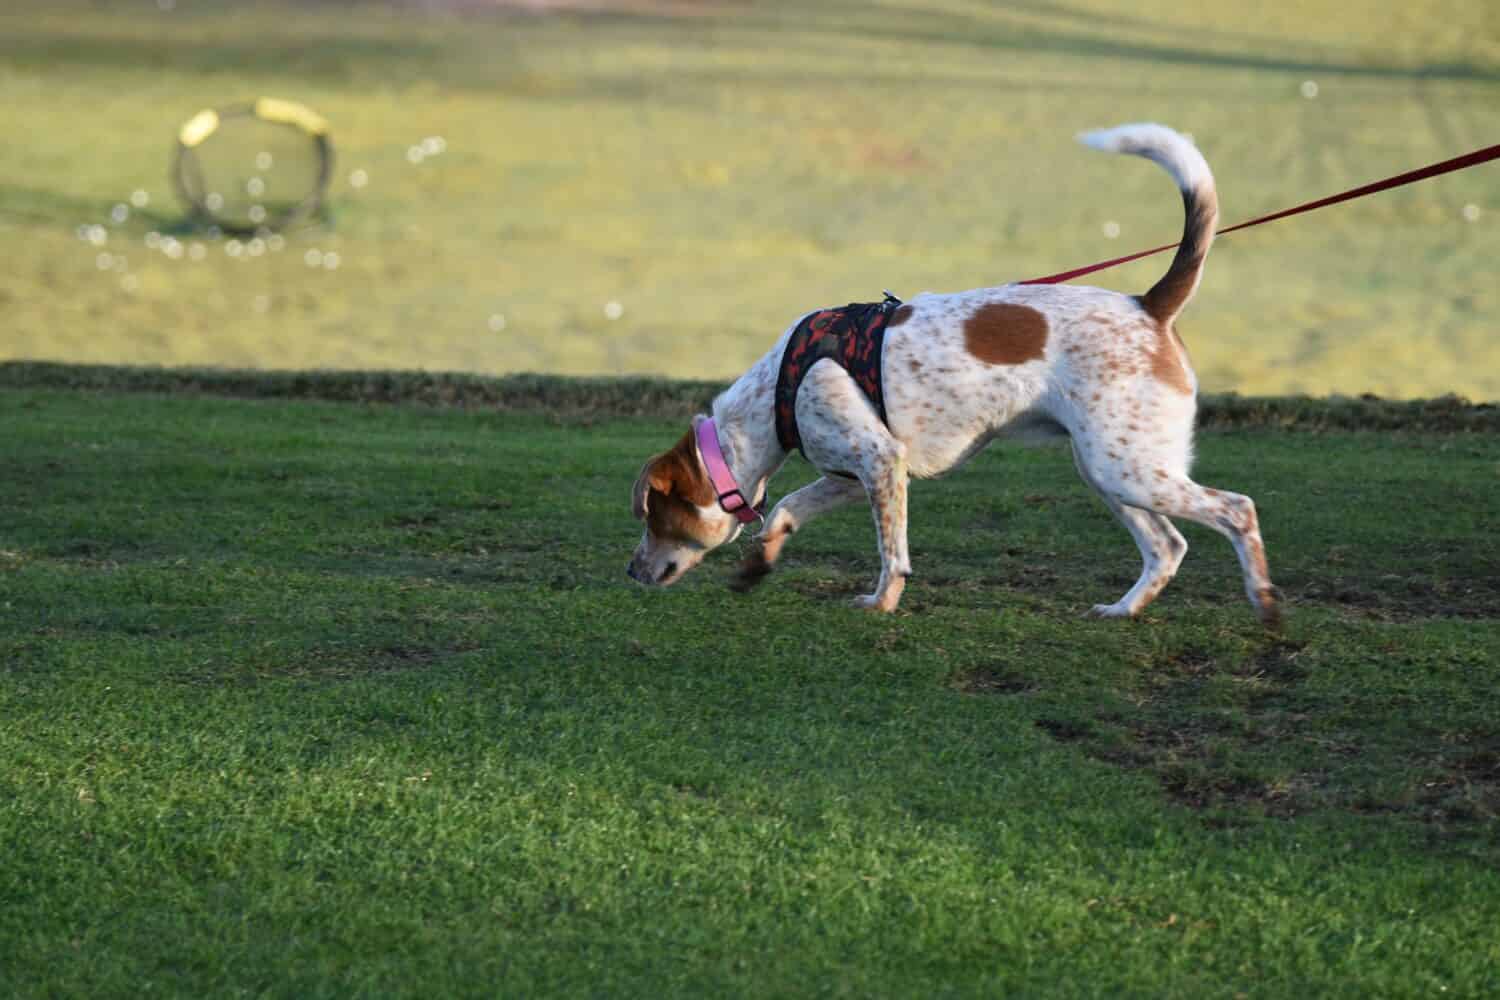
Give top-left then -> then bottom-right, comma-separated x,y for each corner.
1022,142 -> 1500,285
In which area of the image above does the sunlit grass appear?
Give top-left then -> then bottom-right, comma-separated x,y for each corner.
0,0 -> 1496,396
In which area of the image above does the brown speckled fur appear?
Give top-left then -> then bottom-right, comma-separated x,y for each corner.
627,124 -> 1279,626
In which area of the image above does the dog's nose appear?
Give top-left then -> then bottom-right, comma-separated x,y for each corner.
626,562 -> 641,582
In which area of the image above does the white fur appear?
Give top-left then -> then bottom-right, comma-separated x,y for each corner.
629,125 -> 1279,625
1080,123 -> 1213,197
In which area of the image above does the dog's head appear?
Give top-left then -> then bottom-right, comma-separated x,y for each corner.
627,418 -> 744,587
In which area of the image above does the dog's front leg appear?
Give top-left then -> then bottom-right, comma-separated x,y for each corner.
731,475 -> 864,592
793,361 -> 912,613
852,441 -> 911,612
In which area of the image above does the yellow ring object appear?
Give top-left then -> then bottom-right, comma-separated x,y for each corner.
177,109 -> 220,148
171,98 -> 335,232
253,97 -> 328,137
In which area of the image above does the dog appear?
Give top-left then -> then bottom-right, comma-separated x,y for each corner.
627,123 -> 1280,627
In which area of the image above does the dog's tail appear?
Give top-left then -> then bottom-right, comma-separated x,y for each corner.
1079,123 -> 1219,325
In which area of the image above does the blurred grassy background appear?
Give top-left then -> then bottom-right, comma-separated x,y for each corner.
0,0 -> 1496,398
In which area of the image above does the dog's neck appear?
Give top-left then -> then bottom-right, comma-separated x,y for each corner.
708,350 -> 787,506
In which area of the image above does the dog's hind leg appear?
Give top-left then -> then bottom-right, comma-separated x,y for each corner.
1142,477 -> 1280,629
1078,439 -> 1280,628
1069,440 -> 1187,618
731,475 -> 865,592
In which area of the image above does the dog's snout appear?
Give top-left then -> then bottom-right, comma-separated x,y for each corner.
626,561 -> 641,582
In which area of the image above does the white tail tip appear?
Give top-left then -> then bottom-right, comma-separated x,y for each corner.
1077,123 -> 1211,194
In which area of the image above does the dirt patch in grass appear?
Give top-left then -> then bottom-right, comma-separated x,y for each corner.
1029,639 -> 1499,832
784,574 -> 863,600
951,665 -> 1036,696
1035,716 -> 1094,743
1293,573 -> 1500,621
1244,639 -> 1310,685
1413,737 -> 1500,824
1118,640 -> 1327,816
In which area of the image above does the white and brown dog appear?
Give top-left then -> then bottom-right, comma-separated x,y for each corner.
628,124 -> 1280,627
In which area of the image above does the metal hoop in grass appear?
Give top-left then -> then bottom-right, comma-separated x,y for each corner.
171,98 -> 335,233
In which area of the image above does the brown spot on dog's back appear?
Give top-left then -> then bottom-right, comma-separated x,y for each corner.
964,303 -> 1048,365
888,304 -> 914,327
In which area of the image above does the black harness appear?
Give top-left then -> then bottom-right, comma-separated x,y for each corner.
774,293 -> 903,456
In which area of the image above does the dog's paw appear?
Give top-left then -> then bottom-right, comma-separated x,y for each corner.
1256,593 -> 1284,631
728,546 -> 773,594
852,590 -> 903,614
1084,603 -> 1133,620
1252,586 -> 1285,631
728,564 -> 770,594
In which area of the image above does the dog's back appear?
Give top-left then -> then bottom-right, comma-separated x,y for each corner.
878,124 -> 1217,478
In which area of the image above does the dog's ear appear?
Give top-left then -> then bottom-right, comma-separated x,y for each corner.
631,457 -> 668,520
632,427 -> 709,521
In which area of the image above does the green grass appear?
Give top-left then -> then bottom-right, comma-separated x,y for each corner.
2,383 -> 1498,996
1,0 -> 1498,398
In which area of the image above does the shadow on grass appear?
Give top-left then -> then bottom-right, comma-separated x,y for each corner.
0,185 -> 199,234
0,30 -> 449,85
831,11 -> 1500,84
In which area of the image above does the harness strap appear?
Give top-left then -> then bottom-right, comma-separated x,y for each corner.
775,293 -> 903,455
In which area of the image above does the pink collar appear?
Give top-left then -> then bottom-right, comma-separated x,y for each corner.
696,417 -> 763,525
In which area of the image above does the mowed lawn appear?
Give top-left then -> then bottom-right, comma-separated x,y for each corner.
0,0 -> 1498,398
2,383 -> 1497,996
